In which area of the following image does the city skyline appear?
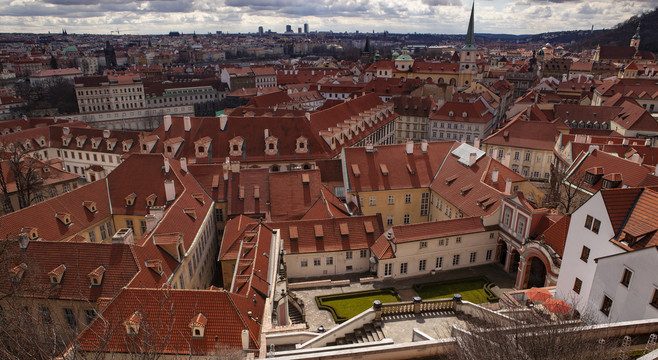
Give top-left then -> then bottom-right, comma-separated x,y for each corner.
0,0 -> 653,36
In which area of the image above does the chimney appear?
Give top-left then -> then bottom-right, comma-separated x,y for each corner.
241,329 -> 249,350
588,145 -> 598,154
622,138 -> 629,146
264,129 -> 269,139
183,116 -> 191,132
145,206 -> 165,233
305,112 -> 311,122
230,161 -> 240,173
505,178 -> 512,194
405,140 -> 414,155
63,127 -> 70,135
103,129 -> 111,138
164,179 -> 176,202
180,157 -> 188,172
145,214 -> 157,233
164,115 -> 172,131
586,135 -> 591,144
421,139 -> 428,153
631,153 -> 642,164
654,166 -> 658,177
645,138 -> 651,147
18,233 -> 29,250
492,167 -> 499,184
112,228 -> 134,245
473,138 -> 480,150
503,152 -> 511,168
219,114 -> 228,131
562,74 -> 567,82
163,158 -> 170,173
469,152 -> 477,167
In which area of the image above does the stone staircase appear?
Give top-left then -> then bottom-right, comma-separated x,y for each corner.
288,301 -> 304,324
327,323 -> 385,346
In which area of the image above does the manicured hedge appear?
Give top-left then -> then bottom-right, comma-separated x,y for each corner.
315,288 -> 400,323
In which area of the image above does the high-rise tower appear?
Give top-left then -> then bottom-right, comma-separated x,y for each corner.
459,2 -> 477,87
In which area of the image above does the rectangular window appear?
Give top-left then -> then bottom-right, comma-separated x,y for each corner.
88,230 -> 96,242
600,295 -> 613,316
420,241 -> 427,249
456,237 -> 462,243
420,193 -> 429,216
436,257 -> 443,268
126,219 -> 134,231
314,258 -> 321,266
573,278 -> 582,294
346,265 -> 353,271
592,219 -> 601,234
360,249 -> 367,258
470,252 -> 477,263
651,289 -> 658,309
346,251 -> 353,260
498,149 -> 504,159
453,254 -> 460,266
516,215 -> 527,236
384,263 -> 392,276
388,195 -> 395,205
140,220 -> 147,234
301,259 -> 308,267
64,308 -> 76,329
369,196 -> 376,206
620,268 -> 633,287
585,215 -> 593,230
100,224 -> 107,240
404,214 -> 410,224
486,249 -> 493,261
419,259 -> 426,271
400,262 -> 408,274
580,246 -> 590,263
405,194 -> 412,204
524,152 -> 531,161
215,208 -> 224,222
387,215 -> 393,226
326,257 -> 333,265
514,151 -> 520,160
85,309 -> 96,325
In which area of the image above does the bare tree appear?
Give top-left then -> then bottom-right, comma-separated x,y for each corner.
0,143 -> 46,213
547,163 -> 587,214
450,304 -> 625,360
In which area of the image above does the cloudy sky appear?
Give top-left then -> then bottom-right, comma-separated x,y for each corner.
0,0 -> 654,35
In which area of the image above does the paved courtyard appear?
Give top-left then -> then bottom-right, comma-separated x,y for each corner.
289,263 -> 516,332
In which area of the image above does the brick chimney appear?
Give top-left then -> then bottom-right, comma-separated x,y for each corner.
421,139 -> 428,153
180,157 -> 188,173
164,115 -> 172,131
492,167 -> 499,184
405,140 -> 414,155
164,179 -> 176,202
473,138 -> 480,149
505,178 -> 512,194
183,116 -> 191,132
219,114 -> 228,131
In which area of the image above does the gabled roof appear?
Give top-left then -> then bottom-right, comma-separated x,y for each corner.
302,186 -> 351,220
482,116 -> 559,151
388,216 -> 486,244
269,170 -> 323,221
566,149 -> 654,194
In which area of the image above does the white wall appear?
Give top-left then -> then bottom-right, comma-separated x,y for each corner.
555,192 -> 624,314
589,248 -> 658,324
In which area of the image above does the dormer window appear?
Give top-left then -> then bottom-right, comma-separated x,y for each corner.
125,311 -> 142,336
88,265 -> 106,286
10,263 -> 27,282
83,201 -> 97,213
122,139 -> 133,152
48,264 -> 66,284
125,192 -> 137,206
192,193 -> 205,204
76,135 -> 87,148
37,136 -> 46,147
146,259 -> 163,275
264,136 -> 278,156
21,227 -> 38,240
448,111 -> 454,117
195,137 -> 212,158
183,208 -> 197,220
91,137 -> 101,150
56,213 -> 72,225
146,193 -> 157,207
229,136 -> 244,157
462,112 -> 468,118
296,136 -> 308,154
189,313 -> 207,338
107,139 -> 117,151
62,135 -> 72,146
24,141 -> 31,150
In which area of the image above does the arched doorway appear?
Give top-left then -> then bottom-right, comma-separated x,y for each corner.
510,249 -> 520,274
498,241 -> 507,266
527,257 -> 547,288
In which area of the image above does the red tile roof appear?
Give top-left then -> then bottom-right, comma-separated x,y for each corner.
482,116 -> 559,151
389,216 -> 486,244
269,170 -> 323,221
566,149 -> 654,194
74,288 -> 262,355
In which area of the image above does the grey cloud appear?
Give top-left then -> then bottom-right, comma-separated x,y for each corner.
421,0 -> 462,5
224,0 -> 371,17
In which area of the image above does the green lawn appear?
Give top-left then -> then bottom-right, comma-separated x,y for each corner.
316,289 -> 400,322
414,277 -> 492,304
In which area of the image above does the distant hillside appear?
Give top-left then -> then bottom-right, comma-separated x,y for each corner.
571,8 -> 658,53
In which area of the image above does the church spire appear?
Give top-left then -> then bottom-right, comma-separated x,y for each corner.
463,2 -> 476,50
